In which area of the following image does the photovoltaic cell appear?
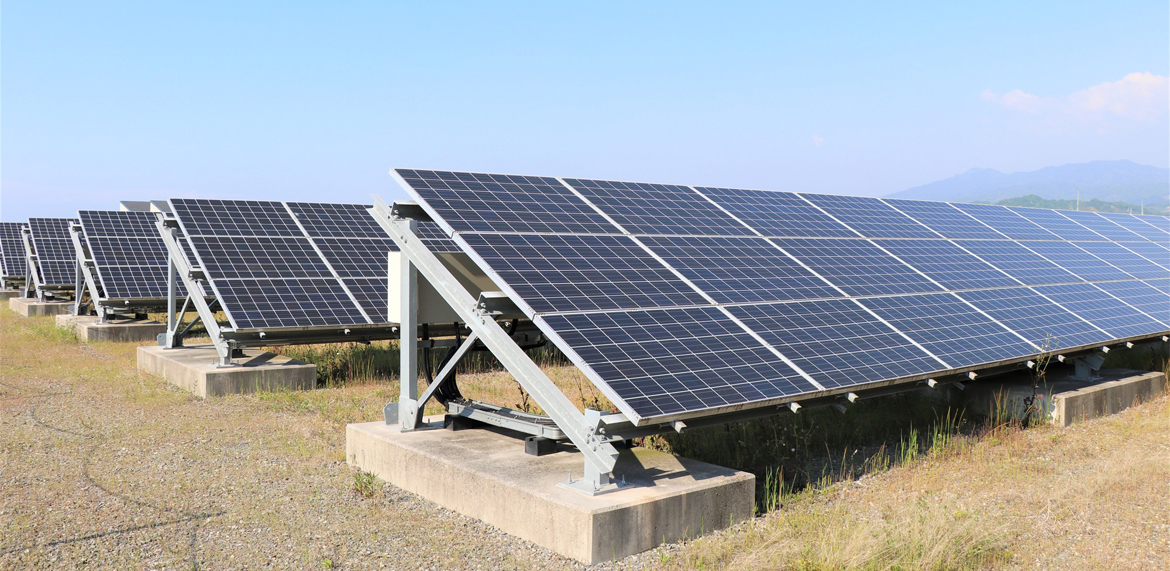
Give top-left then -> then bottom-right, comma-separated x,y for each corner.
344,277 -> 391,323
1133,214 -> 1170,233
957,287 -> 1111,350
1094,212 -> 1170,241
799,194 -> 940,238
1091,281 -> 1170,327
697,187 -> 858,238
1015,241 -> 1132,282
314,238 -> 396,277
1056,210 -> 1147,242
396,169 -> 617,235
79,210 -> 191,300
1072,241 -> 1168,279
170,199 -> 303,237
951,203 -> 1061,240
872,239 -> 1020,291
1143,277 -> 1170,295
727,300 -> 945,389
542,307 -> 819,419
0,222 -> 28,279
858,293 -> 1038,367
637,235 -> 842,303
957,240 -> 1083,285
770,238 -> 944,297
214,278 -> 368,330
566,178 -> 754,236
1120,241 -> 1170,270
29,218 -> 79,285
459,233 -> 708,313
189,236 -> 333,279
1006,207 -> 1105,241
882,198 -> 1004,240
1033,283 -> 1167,339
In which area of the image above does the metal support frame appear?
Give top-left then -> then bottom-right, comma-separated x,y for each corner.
371,197 -> 623,495
21,226 -> 44,300
1071,353 -> 1106,381
68,223 -> 108,320
156,217 -> 236,367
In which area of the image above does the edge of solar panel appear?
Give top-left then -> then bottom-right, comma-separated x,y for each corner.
77,210 -> 186,302
0,222 -> 29,280
28,217 -> 81,286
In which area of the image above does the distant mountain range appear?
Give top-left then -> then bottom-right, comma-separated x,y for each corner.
888,160 -> 1170,208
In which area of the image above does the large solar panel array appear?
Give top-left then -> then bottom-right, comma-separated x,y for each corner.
169,199 -> 458,330
28,218 -> 80,286
0,222 -> 29,281
394,169 -> 1170,425
78,210 -> 189,301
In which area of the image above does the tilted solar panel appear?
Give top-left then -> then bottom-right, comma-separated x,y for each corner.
79,210 -> 189,300
392,168 -> 1170,425
1088,281 -> 1170,328
28,218 -> 79,286
1133,214 -> 1170,233
1056,210 -> 1147,242
1120,241 -> 1170,269
1094,212 -> 1170,241
0,222 -> 29,279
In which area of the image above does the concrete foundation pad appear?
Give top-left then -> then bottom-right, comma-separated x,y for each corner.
967,368 -> 1167,427
0,290 -> 20,302
346,420 -> 755,564
8,297 -> 72,317
137,345 -> 317,398
55,314 -> 167,343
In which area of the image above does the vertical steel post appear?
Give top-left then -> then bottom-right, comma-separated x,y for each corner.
166,248 -> 178,347
73,259 -> 84,316
398,219 -> 421,430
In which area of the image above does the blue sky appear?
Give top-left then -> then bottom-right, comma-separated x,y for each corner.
3,1 -> 1168,220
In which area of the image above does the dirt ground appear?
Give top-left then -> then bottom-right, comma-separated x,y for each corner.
2,310 -> 1168,570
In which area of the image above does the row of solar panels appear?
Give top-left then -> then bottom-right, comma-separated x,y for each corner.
394,169 -> 1170,423
3,169 -> 1169,426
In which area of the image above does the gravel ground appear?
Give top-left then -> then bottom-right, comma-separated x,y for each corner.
0,315 -> 682,570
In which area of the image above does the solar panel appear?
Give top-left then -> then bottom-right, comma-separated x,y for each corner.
1006,207 -> 1105,241
78,210 -> 188,300
540,307 -> 819,418
1094,212 -> 1170,241
1056,210 -> 1147,242
1014,241 -> 1132,282
956,287 -> 1111,350
872,239 -> 1020,290
458,233 -> 708,313
726,300 -> 945,389
565,178 -> 755,236
881,199 -> 1004,240
1091,281 -> 1170,327
1133,214 -> 1170,233
858,293 -> 1038,367
696,187 -> 859,238
1071,241 -> 1168,279
636,235 -> 842,303
1119,241 -> 1170,270
170,198 -> 402,330
798,194 -> 941,239
28,218 -> 79,285
1032,283 -> 1167,339
956,240 -> 1083,285
1143,277 -> 1170,295
0,222 -> 28,280
397,169 -> 617,235
950,203 -> 1062,240
769,237 -> 944,296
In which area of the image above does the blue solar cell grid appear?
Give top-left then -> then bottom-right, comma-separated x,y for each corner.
170,199 -> 304,237
1056,210 -> 1147,242
0,222 -> 28,279
727,299 -> 945,389
1095,212 -> 1169,241
542,307 -> 820,419
1033,283 -> 1166,339
396,169 -> 618,235
1119,241 -> 1170,270
770,238 -> 944,297
1091,281 -> 1170,327
858,293 -> 1037,367
957,287 -> 1110,350
872,239 -> 1020,291
957,240 -> 1082,286
79,210 -> 187,300
950,203 -> 1060,240
459,233 -> 708,313
1016,241 -> 1131,282
566,178 -> 755,236
798,193 -> 940,239
637,235 -> 841,304
29,218 -> 79,285
1072,241 -> 1167,279
881,199 -> 1004,240
697,187 -> 859,238
1006,207 -> 1105,241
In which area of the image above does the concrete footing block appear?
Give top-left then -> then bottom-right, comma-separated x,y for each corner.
967,368 -> 1167,426
346,420 -> 755,564
55,314 -> 166,343
8,297 -> 72,317
137,345 -> 317,398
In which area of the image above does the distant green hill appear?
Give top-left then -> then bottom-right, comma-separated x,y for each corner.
991,194 -> 1168,216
